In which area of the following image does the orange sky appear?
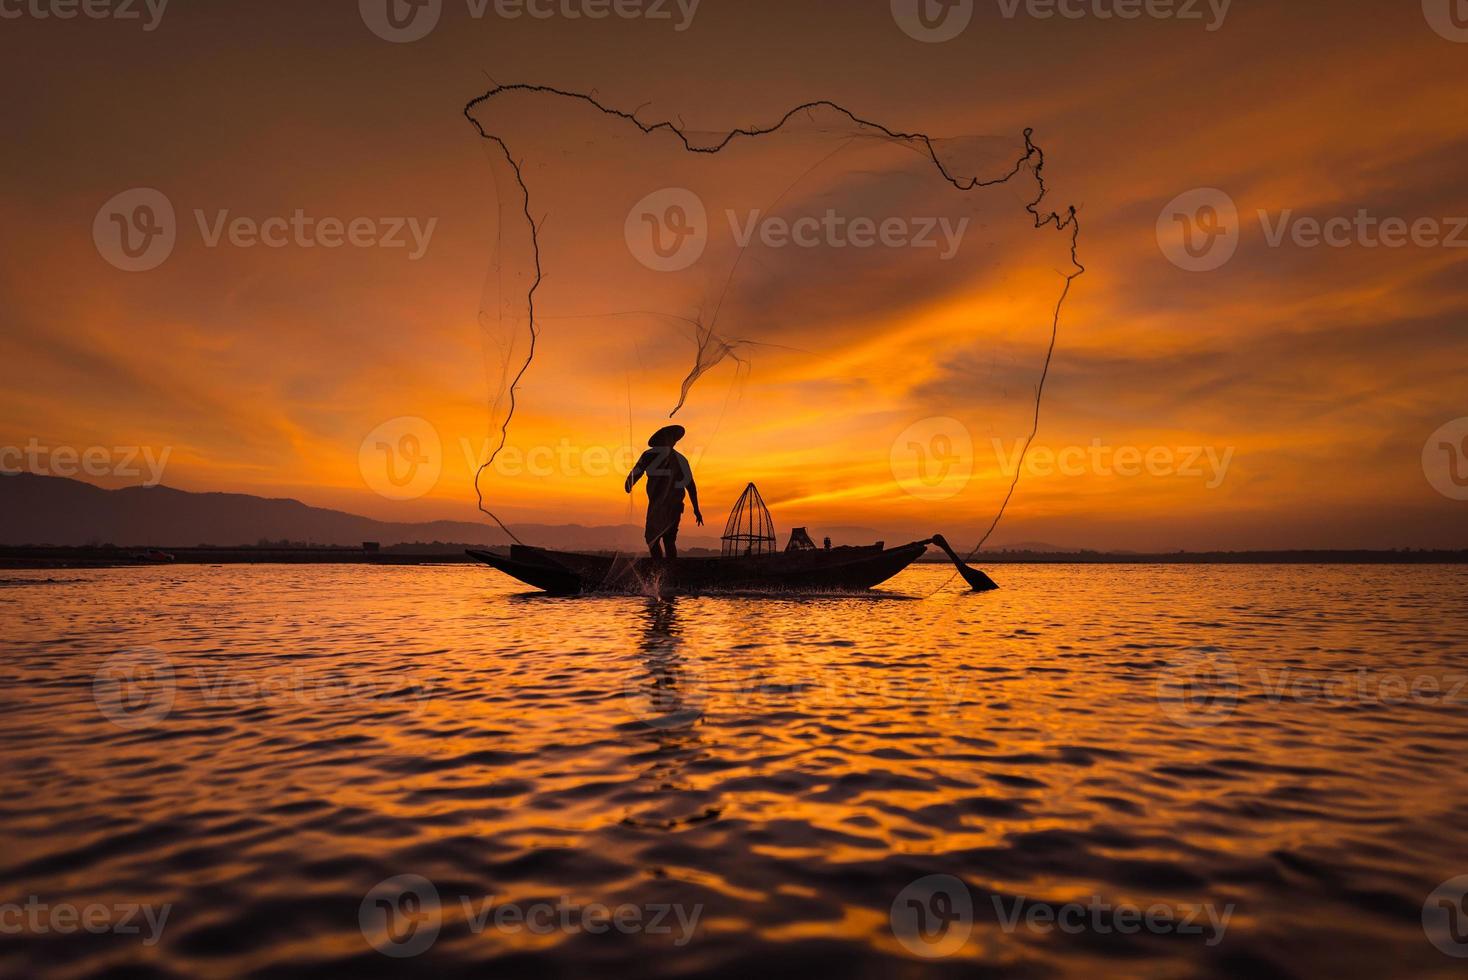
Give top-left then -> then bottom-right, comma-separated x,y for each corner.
2,0 -> 1466,550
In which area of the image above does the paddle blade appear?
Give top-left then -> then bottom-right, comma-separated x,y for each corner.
929,534 -> 1000,592
957,564 -> 999,592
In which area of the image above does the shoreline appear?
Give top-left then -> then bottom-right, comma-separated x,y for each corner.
3,545 -> 1465,570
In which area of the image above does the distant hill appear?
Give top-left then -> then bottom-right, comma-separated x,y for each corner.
0,473 -> 887,551
0,473 -> 721,550
981,540 -> 1074,554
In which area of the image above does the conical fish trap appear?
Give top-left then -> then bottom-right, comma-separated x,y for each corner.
721,483 -> 776,557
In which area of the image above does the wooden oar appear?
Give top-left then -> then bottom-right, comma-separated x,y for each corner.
929,534 -> 999,592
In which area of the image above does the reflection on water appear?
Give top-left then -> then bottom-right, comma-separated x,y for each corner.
624,599 -> 715,831
1,563 -> 1467,977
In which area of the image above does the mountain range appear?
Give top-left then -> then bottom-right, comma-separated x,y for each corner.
0,473 -> 889,551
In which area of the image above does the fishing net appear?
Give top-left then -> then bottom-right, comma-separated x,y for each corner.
465,85 -> 1081,587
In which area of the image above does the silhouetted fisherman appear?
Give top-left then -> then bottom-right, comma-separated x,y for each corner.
625,425 -> 703,559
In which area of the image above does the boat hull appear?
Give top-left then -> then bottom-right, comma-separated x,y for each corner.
466,542 -> 930,595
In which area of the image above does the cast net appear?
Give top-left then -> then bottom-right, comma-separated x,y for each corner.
464,84 -> 1082,585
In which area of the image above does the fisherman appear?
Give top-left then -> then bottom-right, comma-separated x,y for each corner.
625,424 -> 703,559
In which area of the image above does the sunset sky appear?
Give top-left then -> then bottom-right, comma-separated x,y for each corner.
3,0 -> 1466,550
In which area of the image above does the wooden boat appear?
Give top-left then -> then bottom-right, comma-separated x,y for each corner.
466,540 -> 931,595
466,483 -> 999,596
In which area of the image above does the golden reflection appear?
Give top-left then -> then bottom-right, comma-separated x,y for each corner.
622,598 -> 720,830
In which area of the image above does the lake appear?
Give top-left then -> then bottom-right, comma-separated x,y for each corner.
2,563 -> 1466,977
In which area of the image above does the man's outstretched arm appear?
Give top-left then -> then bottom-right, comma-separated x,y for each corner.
625,451 -> 650,493
686,466 -> 704,526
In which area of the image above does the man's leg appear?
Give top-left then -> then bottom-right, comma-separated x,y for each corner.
645,508 -> 664,558
647,502 -> 679,559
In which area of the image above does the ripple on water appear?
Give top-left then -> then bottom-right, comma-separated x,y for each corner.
0,563 -> 1465,977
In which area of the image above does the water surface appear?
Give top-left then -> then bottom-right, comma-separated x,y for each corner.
2,564 -> 1466,977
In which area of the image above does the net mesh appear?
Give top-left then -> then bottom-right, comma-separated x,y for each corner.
463,84 -> 1082,584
